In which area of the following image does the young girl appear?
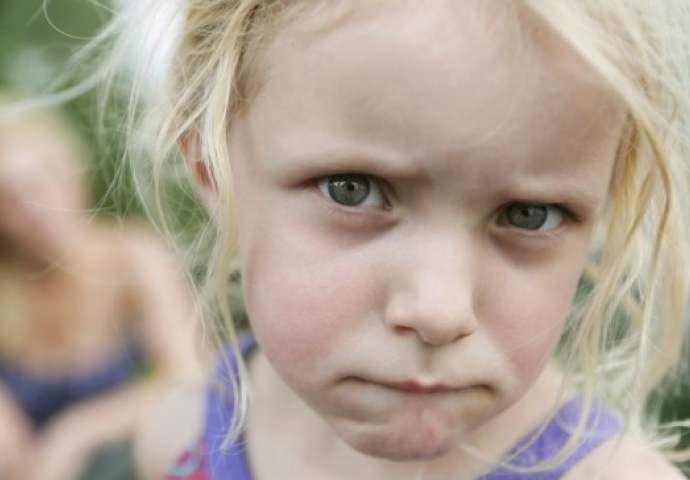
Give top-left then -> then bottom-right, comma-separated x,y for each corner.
83,0 -> 690,478
0,92 -> 203,480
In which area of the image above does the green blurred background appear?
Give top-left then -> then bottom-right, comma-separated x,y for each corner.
1,0 -> 689,478
0,0 -> 140,218
1,1 -> 145,479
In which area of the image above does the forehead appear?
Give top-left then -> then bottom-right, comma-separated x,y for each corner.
238,0 -> 624,188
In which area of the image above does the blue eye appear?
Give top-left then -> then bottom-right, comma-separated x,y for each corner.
498,203 -> 563,231
318,174 -> 387,208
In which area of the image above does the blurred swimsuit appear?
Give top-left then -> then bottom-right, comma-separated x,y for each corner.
165,337 -> 622,480
0,342 -> 143,428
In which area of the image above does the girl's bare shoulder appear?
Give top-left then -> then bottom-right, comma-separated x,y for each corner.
83,219 -> 176,274
564,435 -> 686,480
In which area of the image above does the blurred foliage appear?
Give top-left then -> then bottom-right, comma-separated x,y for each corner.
0,0 -> 141,217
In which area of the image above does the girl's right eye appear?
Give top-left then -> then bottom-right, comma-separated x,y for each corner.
317,174 -> 387,208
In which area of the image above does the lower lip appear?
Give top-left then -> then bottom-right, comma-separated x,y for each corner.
353,378 -> 462,395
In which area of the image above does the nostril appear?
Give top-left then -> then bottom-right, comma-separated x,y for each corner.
384,302 -> 477,346
418,320 -> 475,346
390,324 -> 417,337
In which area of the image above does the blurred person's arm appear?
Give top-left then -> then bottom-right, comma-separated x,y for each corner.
25,224 -> 204,480
122,223 -> 205,380
120,224 -> 210,480
133,379 -> 206,480
0,382 -> 34,479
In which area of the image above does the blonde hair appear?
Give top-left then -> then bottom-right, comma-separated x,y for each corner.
522,0 -> 690,456
77,0 -> 690,468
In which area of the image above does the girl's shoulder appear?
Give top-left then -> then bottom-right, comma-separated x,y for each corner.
68,221 -> 137,284
134,339 -> 253,480
84,220 -> 172,273
563,435 -> 686,480
132,380 -> 206,480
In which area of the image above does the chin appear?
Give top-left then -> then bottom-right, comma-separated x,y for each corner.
347,434 -> 455,462
336,417 -> 459,462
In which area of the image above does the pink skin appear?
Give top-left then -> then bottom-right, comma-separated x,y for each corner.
196,0 -> 626,469
0,127 -> 85,261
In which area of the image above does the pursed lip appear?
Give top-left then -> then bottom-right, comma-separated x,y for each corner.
360,378 -> 461,394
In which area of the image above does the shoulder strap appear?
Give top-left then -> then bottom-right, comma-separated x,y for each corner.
477,396 -> 621,480
204,335 -> 256,480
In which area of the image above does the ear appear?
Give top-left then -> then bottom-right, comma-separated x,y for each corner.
178,130 -> 220,218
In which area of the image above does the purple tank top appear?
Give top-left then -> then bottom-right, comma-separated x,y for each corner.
0,341 -> 143,428
188,339 -> 621,480
476,396 -> 621,479
203,337 -> 256,480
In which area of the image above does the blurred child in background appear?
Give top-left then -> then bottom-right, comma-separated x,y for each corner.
0,91 -> 203,480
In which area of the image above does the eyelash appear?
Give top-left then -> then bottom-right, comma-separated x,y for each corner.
495,202 -> 577,234
313,174 -> 582,232
316,174 -> 390,209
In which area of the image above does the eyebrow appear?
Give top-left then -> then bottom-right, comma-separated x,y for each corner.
497,175 -> 609,215
270,144 -> 610,214
275,148 -> 422,180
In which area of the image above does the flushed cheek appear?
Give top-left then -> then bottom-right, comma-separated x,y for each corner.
486,269 -> 579,389
241,223 -> 380,383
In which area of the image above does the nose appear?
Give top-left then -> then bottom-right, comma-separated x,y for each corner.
383,230 -> 479,346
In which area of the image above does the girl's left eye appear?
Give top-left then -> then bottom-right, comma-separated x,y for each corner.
317,174 -> 387,208
497,202 -> 564,232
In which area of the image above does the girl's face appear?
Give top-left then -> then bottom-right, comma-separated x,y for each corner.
225,0 -> 625,462
0,125 -> 85,259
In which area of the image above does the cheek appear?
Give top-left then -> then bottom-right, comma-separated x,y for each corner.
238,203 -> 378,375
483,252 -> 586,385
